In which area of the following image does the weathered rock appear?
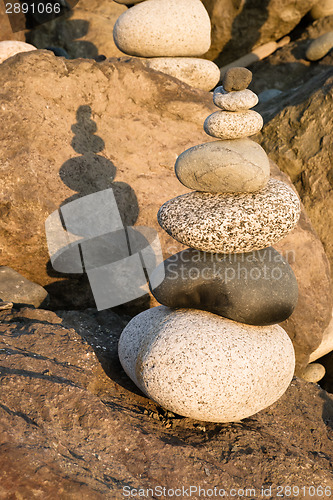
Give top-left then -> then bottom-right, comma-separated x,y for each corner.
26,0 -> 126,59
0,307 -> 332,496
0,40 -> 36,63
0,1 -> 26,42
204,110 -> 263,139
306,31 -> 333,60
158,178 -> 301,254
119,306 -> 295,422
144,57 -> 220,91
113,0 -> 211,57
175,139 -> 270,193
302,363 -> 326,383
222,67 -> 252,91
0,266 -> 48,307
213,86 -> 258,111
257,67 -> 333,271
149,247 -> 298,325
201,0 -> 319,65
311,0 -> 333,19
310,312 -> 333,362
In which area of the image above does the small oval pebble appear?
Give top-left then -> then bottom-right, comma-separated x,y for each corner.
222,67 -> 252,92
145,58 -> 220,91
175,139 -> 269,193
302,363 -> 326,383
113,0 -> 211,57
204,110 -> 263,140
0,41 -> 37,64
306,31 -> 333,61
213,86 -> 258,111
158,178 -> 301,253
149,247 -> 298,325
118,307 -> 295,422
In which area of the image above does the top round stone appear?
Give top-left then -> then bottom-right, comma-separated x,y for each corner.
222,67 -> 252,92
113,0 -> 211,57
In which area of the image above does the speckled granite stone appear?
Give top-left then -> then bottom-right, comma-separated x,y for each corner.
113,0 -> 211,57
158,178 -> 301,253
222,67 -> 252,92
149,247 -> 298,325
213,86 -> 258,111
204,110 -> 263,140
118,306 -> 295,422
175,139 -> 269,193
145,58 -> 220,91
0,41 -> 37,64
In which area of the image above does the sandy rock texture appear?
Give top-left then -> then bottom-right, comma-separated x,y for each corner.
201,0 -> 318,64
0,306 -> 332,498
0,1 -> 26,42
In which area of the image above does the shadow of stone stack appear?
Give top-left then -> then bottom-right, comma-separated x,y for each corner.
118,67 -> 302,423
112,0 -> 220,91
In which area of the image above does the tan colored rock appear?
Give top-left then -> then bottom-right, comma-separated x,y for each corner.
113,0 -> 211,57
306,31 -> 333,60
309,312 -> 333,362
0,1 -> 26,42
0,41 -> 36,63
204,110 -> 263,139
0,52 -> 330,376
302,363 -> 326,383
145,58 -> 220,91
202,0 -> 318,65
311,0 -> 333,19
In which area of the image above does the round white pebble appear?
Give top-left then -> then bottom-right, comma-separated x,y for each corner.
204,110 -> 263,140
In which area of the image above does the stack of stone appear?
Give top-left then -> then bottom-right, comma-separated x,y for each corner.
112,0 -> 220,91
118,68 -> 301,423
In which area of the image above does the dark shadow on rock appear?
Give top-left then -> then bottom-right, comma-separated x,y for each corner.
215,0 -> 271,66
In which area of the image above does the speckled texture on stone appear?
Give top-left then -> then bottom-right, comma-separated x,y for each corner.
145,57 -> 220,91
222,67 -> 252,92
0,41 -> 36,64
175,139 -> 269,193
306,31 -> 333,60
302,363 -> 326,383
113,0 -> 211,57
213,86 -> 259,111
158,178 -> 301,253
149,247 -> 298,326
204,110 -> 263,140
118,307 -> 295,422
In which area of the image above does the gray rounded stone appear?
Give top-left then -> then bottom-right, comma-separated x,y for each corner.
145,58 -> 220,91
213,86 -> 258,111
306,32 -> 333,61
118,307 -> 295,422
204,110 -> 263,140
0,41 -> 37,64
158,178 -> 301,253
113,0 -> 211,57
149,247 -> 298,325
175,139 -> 270,193
222,67 -> 252,92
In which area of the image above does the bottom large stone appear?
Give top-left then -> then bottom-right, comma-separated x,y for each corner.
118,307 -> 295,422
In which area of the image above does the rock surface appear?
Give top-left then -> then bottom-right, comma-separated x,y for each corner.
0,40 -> 36,63
119,307 -> 295,422
302,363 -> 326,383
222,67 -> 252,91
213,86 -> 258,111
306,31 -> 333,60
204,110 -> 263,139
149,247 -> 298,325
158,178 -> 301,254
26,0 -> 126,59
311,0 -> 333,19
144,57 -> 220,91
0,266 -> 48,307
175,139 -> 270,193
0,1 -> 26,42
0,306 -> 332,497
113,0 -> 211,57
201,0 -> 318,64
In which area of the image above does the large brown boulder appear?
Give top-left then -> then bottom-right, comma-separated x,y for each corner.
26,0 -> 126,59
0,51 -> 331,374
0,305 -> 332,498
257,66 -> 333,275
202,0 -> 318,65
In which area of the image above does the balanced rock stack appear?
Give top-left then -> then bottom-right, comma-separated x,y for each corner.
112,0 -> 220,91
119,68 -> 301,423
